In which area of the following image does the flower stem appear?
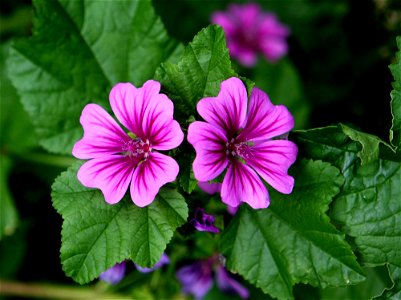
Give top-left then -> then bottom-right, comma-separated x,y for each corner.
0,279 -> 131,299
9,151 -> 76,168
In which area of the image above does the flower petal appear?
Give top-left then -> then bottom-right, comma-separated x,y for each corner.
192,141 -> 228,182
72,104 -> 129,159
215,265 -> 250,299
221,161 -> 269,209
211,12 -> 236,36
198,181 -> 222,195
177,262 -> 213,300
130,152 -> 179,207
238,87 -> 294,142
197,77 -> 247,136
77,155 -> 136,204
99,262 -> 126,285
187,121 -> 227,147
142,93 -> 184,150
246,140 -> 297,194
109,80 -> 161,136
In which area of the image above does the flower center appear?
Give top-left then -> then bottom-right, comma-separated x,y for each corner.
122,138 -> 151,160
226,138 -> 252,161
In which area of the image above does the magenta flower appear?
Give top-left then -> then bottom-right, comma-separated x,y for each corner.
99,262 -> 126,285
212,3 -> 290,66
190,208 -> 220,234
72,80 -> 184,207
187,77 -> 297,209
177,255 -> 249,299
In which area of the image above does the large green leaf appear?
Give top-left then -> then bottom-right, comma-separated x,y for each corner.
155,25 -> 237,119
221,160 -> 365,300
51,162 -> 188,284
390,36 -> 401,149
296,125 -> 401,268
7,0 -> 181,154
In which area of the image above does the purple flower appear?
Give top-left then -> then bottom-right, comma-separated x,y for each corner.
99,262 -> 126,285
190,208 -> 220,234
212,3 -> 290,66
177,256 -> 249,299
177,260 -> 214,300
187,77 -> 297,209
215,265 -> 249,299
72,80 -> 184,206
135,253 -> 170,273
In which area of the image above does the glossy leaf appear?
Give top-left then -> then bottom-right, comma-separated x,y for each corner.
296,125 -> 401,268
7,0 -> 181,154
221,160 -> 365,300
51,162 -> 188,284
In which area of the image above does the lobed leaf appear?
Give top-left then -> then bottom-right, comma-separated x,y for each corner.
155,25 -> 237,119
51,162 -> 188,284
221,160 -> 365,300
296,125 -> 401,268
7,0 -> 181,154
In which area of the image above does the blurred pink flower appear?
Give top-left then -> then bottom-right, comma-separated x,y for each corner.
187,77 -> 297,209
73,80 -> 184,207
212,3 -> 290,66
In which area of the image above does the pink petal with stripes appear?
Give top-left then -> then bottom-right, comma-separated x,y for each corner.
221,161 -> 269,209
246,140 -> 297,194
130,152 -> 179,207
77,155 -> 136,204
109,80 -> 161,137
197,77 -> 247,136
72,104 -> 129,159
238,87 -> 294,142
142,93 -> 184,150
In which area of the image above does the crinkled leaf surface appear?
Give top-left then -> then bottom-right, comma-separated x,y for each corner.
296,125 -> 401,268
221,160 -> 365,300
390,36 -> 401,149
51,162 -> 188,284
155,25 -> 237,119
7,0 -> 181,154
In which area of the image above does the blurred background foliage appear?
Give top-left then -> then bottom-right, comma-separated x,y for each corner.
0,0 -> 400,299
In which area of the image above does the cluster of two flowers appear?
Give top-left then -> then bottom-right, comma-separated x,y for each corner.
74,76 -> 297,299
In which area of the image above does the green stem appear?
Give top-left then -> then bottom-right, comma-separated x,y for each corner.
9,151 -> 76,168
0,279 -> 131,299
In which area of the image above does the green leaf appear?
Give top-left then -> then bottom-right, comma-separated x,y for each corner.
296,125 -> 401,268
7,0 -> 181,154
321,266 -> 391,300
390,36 -> 401,149
0,156 -> 18,240
155,25 -> 237,119
51,162 -> 188,284
177,151 -> 197,194
374,265 -> 401,300
221,160 -> 365,300
340,124 -> 384,165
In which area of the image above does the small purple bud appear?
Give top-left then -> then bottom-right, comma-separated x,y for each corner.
191,208 -> 220,234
